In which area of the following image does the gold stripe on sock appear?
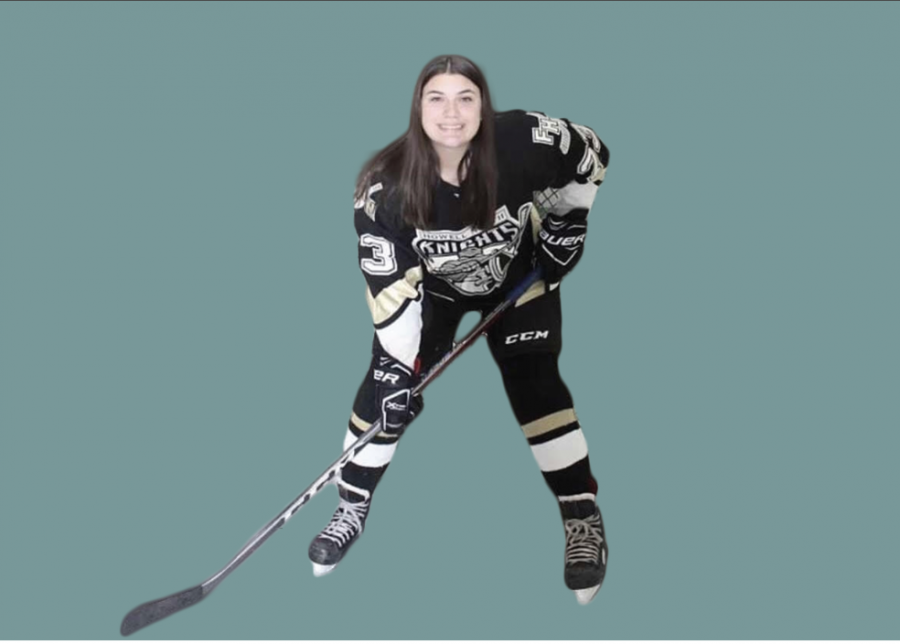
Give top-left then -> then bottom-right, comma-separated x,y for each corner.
350,412 -> 372,432
522,408 -> 578,439
350,411 -> 398,441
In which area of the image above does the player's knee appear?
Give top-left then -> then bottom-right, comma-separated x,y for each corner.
498,352 -> 560,386
497,352 -> 573,421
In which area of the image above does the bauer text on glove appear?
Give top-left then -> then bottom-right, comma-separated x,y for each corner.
536,211 -> 588,283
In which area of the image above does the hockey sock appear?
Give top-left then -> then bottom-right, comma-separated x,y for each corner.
497,353 -> 598,499
339,462 -> 388,501
338,411 -> 399,498
524,412 -> 598,500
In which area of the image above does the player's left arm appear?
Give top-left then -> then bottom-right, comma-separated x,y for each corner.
523,111 -> 610,283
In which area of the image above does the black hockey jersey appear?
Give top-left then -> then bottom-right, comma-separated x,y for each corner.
353,109 -> 610,368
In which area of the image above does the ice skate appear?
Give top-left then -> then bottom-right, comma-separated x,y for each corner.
308,482 -> 371,577
560,499 -> 607,605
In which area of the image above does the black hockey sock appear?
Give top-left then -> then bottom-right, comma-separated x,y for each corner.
337,407 -> 402,500
339,461 -> 389,501
543,456 -> 598,500
497,353 -> 599,499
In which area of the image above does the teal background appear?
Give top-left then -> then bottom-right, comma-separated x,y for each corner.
1,1 -> 898,639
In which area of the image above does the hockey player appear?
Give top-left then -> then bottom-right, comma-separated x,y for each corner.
308,55 -> 611,605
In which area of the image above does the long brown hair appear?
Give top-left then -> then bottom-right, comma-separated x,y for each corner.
354,55 -> 498,230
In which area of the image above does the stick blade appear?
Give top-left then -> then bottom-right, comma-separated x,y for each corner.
120,585 -> 205,636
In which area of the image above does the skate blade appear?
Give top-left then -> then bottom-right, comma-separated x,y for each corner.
311,562 -> 337,577
574,585 -> 600,605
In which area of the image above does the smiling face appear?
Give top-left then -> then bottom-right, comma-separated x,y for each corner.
420,73 -> 483,156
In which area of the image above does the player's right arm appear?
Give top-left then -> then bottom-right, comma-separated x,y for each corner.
354,181 -> 424,370
354,181 -> 424,433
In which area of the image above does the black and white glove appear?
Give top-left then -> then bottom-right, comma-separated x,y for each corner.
536,210 -> 588,284
370,354 -> 423,436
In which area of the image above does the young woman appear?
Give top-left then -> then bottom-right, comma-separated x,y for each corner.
308,55 -> 611,605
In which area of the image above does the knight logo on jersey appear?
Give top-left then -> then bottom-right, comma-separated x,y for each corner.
412,202 -> 533,296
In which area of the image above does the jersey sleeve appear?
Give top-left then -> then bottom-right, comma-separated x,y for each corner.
502,110 -> 611,218
354,182 -> 424,370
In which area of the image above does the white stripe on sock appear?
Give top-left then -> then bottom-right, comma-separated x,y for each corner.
558,492 -> 596,503
530,428 -> 588,472
337,478 -> 372,501
343,428 -> 398,468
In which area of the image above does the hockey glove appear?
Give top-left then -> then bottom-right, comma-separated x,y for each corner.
371,354 -> 423,436
536,210 -> 588,284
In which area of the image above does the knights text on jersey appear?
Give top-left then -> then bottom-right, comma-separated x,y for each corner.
353,109 -> 610,367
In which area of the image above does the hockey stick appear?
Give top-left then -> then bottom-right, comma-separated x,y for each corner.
120,266 -> 544,636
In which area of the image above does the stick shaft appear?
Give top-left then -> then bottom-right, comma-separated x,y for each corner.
121,267 -> 543,635
208,268 -> 543,587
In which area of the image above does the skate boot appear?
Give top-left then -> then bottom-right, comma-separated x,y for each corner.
308,481 -> 371,577
560,498 -> 608,605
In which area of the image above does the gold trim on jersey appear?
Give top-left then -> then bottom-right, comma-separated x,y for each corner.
522,408 -> 579,439
365,267 -> 423,325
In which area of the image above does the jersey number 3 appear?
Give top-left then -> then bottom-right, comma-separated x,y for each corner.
360,234 -> 397,275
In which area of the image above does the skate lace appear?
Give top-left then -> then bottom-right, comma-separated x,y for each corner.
320,499 -> 369,547
565,514 -> 604,564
